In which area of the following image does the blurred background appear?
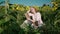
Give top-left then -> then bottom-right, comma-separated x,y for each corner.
0,0 -> 60,34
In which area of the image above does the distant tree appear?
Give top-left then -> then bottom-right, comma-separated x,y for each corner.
0,1 -> 5,5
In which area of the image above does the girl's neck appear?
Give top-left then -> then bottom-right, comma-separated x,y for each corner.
33,11 -> 36,14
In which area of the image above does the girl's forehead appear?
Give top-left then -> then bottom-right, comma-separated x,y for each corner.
31,7 -> 34,8
30,8 -> 35,10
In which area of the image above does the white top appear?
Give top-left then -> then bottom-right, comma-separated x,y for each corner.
28,12 -> 43,24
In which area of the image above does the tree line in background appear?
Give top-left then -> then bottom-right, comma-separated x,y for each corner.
0,0 -> 60,34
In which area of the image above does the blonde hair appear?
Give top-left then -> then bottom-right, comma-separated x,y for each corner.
30,7 -> 38,13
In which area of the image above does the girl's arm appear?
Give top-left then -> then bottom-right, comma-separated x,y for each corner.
25,10 -> 35,23
25,10 -> 30,20
25,13 -> 30,20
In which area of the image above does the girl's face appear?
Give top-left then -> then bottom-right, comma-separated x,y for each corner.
30,7 -> 36,13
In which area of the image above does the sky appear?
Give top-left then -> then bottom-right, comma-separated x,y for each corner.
0,0 -> 52,6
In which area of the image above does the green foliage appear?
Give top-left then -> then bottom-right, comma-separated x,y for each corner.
0,0 -> 60,34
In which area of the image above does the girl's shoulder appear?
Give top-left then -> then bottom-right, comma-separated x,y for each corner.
36,12 -> 41,15
37,12 -> 40,14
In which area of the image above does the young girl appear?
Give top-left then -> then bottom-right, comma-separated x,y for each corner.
20,7 -> 44,29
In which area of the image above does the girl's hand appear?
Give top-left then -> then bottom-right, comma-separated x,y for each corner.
30,20 -> 35,23
27,10 -> 30,13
